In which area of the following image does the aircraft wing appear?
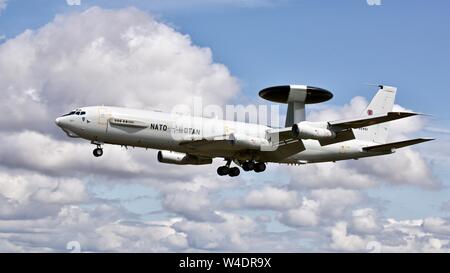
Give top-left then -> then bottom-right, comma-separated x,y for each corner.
179,135 -> 232,150
266,127 -> 294,145
328,112 -> 420,131
362,138 -> 434,152
180,129 -> 306,157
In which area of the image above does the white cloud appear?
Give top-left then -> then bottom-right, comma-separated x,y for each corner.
0,6 -> 242,252
422,217 -> 450,236
94,218 -> 189,252
243,186 -> 298,210
163,190 -> 221,222
278,188 -> 361,228
173,211 -> 258,251
0,7 -> 239,133
0,204 -> 189,252
365,218 -> 450,252
330,221 -> 368,251
288,162 -> 376,189
353,148 -> 438,188
352,208 -> 379,234
0,171 -> 89,220
310,188 -> 362,217
280,197 -> 320,227
0,131 -> 148,178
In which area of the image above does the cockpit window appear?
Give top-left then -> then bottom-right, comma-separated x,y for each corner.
61,109 -> 85,117
62,111 -> 76,117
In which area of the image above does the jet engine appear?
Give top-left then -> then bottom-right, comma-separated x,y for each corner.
292,121 -> 336,140
157,151 -> 212,165
228,133 -> 270,149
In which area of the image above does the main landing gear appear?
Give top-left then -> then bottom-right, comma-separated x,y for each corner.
92,141 -> 103,157
242,161 -> 266,173
217,160 -> 266,177
217,159 -> 240,177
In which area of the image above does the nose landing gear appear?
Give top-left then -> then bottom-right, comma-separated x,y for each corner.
91,141 -> 103,157
93,147 -> 103,157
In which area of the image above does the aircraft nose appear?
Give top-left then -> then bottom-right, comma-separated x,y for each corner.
55,117 -> 62,126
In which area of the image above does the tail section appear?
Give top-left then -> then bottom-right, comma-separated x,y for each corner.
354,85 -> 397,144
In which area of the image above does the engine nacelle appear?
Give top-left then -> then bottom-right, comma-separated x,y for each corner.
292,121 -> 336,140
228,133 -> 270,149
157,151 -> 212,165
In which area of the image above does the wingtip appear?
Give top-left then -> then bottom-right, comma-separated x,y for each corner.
389,111 -> 433,117
409,112 -> 433,117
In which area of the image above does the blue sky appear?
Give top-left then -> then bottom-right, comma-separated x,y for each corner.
2,0 -> 449,113
0,0 -> 449,252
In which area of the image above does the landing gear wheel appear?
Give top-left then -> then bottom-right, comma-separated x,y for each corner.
242,161 -> 255,172
217,166 -> 229,176
228,167 -> 240,177
93,148 -> 103,157
254,162 -> 266,173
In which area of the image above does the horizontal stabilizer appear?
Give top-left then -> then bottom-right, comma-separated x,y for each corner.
329,112 -> 420,131
362,138 -> 434,152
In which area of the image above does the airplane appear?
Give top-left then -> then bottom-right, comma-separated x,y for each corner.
55,84 -> 433,177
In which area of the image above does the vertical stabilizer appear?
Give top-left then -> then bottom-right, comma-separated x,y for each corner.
354,85 -> 397,144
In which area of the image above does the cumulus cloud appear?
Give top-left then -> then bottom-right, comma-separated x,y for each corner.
288,162 -> 376,189
279,188 -> 362,228
0,131 -> 147,178
163,190 -> 222,222
310,188 -> 362,217
0,6 -> 242,252
422,217 -> 450,236
0,6 -> 239,134
370,218 -> 450,252
280,197 -> 320,227
351,208 -> 380,234
173,211 -> 258,251
0,204 -> 188,252
0,171 -> 89,220
330,221 -> 368,251
243,186 -> 298,210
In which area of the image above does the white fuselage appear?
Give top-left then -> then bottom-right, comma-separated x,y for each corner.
55,106 -> 386,164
